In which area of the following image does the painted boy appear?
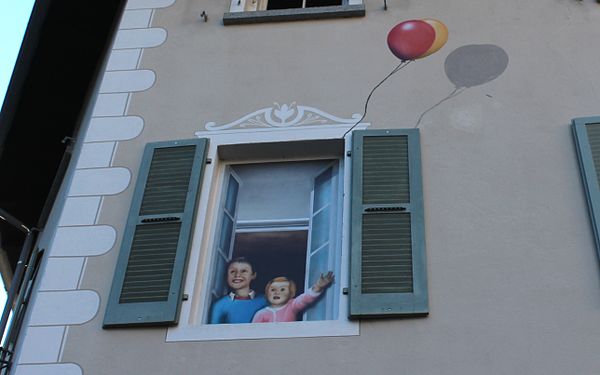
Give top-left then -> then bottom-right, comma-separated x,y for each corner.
251,271 -> 334,323
209,257 -> 267,324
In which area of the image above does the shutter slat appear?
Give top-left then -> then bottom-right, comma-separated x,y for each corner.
119,217 -> 181,304
585,123 -> 600,189
362,212 -> 413,294
139,145 -> 196,215
362,136 -> 410,205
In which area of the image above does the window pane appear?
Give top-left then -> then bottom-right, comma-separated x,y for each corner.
212,253 -> 228,298
219,216 -> 233,253
306,0 -> 342,7
225,176 -> 239,216
232,230 -> 308,300
267,0 -> 303,10
314,167 -> 332,211
305,247 -> 328,320
310,206 -> 330,252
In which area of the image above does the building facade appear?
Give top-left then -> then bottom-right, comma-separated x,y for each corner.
8,0 -> 600,374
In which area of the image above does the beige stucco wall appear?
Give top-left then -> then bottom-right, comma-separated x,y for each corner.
30,0 -> 600,373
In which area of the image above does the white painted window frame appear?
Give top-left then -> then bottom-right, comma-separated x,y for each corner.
167,123 -> 367,342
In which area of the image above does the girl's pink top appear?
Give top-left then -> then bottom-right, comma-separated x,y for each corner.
252,289 -> 320,323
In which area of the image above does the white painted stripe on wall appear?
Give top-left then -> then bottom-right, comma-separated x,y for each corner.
13,0 -> 167,369
29,291 -> 100,326
92,93 -> 129,117
17,327 -> 65,364
58,196 -> 102,226
99,70 -> 155,93
113,28 -> 167,49
68,167 -> 130,196
106,49 -> 142,71
14,363 -> 82,375
85,116 -> 144,142
50,226 -> 116,257
119,9 -> 153,29
76,142 -> 115,169
38,258 -> 85,291
126,0 -> 176,10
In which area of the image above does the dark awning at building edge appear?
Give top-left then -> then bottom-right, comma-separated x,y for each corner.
0,0 -> 126,285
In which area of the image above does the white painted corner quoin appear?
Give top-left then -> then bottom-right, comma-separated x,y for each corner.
13,0 -> 172,374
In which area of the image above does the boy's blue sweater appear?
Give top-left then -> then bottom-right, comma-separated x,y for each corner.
209,294 -> 267,324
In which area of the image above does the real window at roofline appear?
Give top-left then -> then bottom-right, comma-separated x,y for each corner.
166,125 -> 365,342
223,0 -> 365,25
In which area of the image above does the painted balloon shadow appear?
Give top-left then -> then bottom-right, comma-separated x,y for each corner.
415,44 -> 509,128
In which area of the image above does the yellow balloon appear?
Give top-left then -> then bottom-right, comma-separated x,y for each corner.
419,19 -> 448,58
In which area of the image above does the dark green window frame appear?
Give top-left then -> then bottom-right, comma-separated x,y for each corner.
103,138 -> 208,328
349,129 -> 428,318
573,116 -> 600,260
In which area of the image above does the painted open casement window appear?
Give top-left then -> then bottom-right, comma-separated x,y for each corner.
104,126 -> 427,336
572,116 -> 600,259
206,160 -> 341,325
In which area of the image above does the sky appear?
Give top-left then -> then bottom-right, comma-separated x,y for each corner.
0,0 -> 36,109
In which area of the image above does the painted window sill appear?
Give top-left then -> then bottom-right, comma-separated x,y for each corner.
223,4 -> 365,25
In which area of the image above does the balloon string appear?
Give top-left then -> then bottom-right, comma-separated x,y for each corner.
413,86 -> 464,128
342,60 -> 412,139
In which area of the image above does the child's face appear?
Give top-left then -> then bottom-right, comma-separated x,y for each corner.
267,281 -> 291,307
227,262 -> 256,292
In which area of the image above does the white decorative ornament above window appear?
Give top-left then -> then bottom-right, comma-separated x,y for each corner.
204,102 -> 362,131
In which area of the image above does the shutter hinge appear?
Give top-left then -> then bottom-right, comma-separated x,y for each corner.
342,288 -> 349,295
346,151 -> 352,157
206,158 -> 212,164
182,294 -> 189,301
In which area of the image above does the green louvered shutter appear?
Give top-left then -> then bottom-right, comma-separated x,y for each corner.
349,129 -> 428,318
572,116 -> 600,260
103,139 -> 208,327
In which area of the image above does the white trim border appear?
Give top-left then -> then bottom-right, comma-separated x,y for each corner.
168,118 -> 369,342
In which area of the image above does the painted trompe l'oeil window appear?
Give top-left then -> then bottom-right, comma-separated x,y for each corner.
208,160 -> 341,324
102,130 -> 428,335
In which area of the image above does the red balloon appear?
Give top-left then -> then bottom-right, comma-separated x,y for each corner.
387,20 -> 436,61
